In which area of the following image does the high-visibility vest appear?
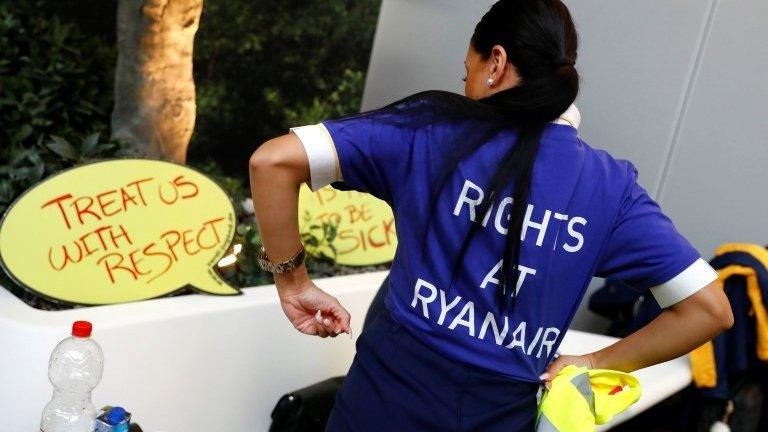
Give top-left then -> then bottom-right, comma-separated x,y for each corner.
536,365 -> 641,431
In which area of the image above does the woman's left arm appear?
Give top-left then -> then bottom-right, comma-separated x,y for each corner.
542,279 -> 733,387
249,133 -> 351,338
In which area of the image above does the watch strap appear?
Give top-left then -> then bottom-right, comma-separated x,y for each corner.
258,245 -> 306,274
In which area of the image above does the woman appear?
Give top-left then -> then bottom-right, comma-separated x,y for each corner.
249,0 -> 733,430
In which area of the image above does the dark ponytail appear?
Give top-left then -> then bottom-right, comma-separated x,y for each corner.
427,0 -> 580,314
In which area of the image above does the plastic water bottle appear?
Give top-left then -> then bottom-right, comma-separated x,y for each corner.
40,321 -> 104,432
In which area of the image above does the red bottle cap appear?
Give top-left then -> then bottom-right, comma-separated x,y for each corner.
72,321 -> 92,338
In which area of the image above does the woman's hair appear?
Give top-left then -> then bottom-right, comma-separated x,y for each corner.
434,0 -> 579,313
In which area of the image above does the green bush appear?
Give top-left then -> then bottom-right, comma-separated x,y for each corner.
0,0 -> 388,310
190,0 -> 381,177
0,1 -> 135,215
188,0 -> 386,285
0,1 -> 135,309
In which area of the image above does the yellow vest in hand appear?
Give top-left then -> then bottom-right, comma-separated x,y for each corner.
536,365 -> 641,431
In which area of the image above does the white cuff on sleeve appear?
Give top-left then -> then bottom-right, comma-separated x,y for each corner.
649,258 -> 719,308
289,123 -> 341,191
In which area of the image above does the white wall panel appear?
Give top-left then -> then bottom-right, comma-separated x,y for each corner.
658,0 -> 768,256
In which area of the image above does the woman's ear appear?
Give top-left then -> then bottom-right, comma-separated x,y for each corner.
488,44 -> 521,90
489,44 -> 508,78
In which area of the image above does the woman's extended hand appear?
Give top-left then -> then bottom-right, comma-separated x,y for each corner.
278,279 -> 352,338
540,353 -> 596,390
249,134 -> 352,338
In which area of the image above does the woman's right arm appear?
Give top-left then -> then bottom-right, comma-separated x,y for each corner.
544,280 -> 731,385
543,161 -> 733,386
571,279 -> 730,369
589,279 -> 732,372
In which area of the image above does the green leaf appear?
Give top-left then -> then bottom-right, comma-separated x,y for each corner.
30,161 -> 45,182
12,124 -> 33,144
45,135 -> 78,160
80,132 -> 100,156
318,244 -> 335,259
11,167 -> 36,181
10,148 -> 33,166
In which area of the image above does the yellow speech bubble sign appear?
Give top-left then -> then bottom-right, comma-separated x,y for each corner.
298,184 -> 397,266
0,159 -> 240,305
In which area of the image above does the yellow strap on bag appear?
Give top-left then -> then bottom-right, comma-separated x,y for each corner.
714,243 -> 768,360
536,364 -> 641,431
689,243 -> 768,388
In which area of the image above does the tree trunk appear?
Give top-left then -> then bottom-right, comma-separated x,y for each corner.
111,0 -> 203,164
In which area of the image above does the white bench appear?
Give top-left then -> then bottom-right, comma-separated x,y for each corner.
0,270 -> 690,431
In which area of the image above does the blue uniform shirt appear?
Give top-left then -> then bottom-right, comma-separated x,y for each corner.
290,90 -> 718,382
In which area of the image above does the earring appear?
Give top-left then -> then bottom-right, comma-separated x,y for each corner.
487,77 -> 494,86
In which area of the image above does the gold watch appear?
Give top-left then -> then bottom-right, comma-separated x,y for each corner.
257,245 -> 306,274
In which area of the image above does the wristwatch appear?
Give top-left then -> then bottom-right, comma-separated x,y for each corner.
257,245 -> 306,274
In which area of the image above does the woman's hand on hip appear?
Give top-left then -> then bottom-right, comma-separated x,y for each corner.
540,353 -> 596,390
278,279 -> 352,338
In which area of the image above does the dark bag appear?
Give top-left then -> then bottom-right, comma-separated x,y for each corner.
695,373 -> 765,432
269,376 -> 345,432
588,279 -> 662,338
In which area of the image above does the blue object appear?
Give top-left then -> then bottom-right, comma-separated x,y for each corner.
106,407 -> 127,424
318,90 -> 709,381
325,307 -> 539,431
95,406 -> 131,432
